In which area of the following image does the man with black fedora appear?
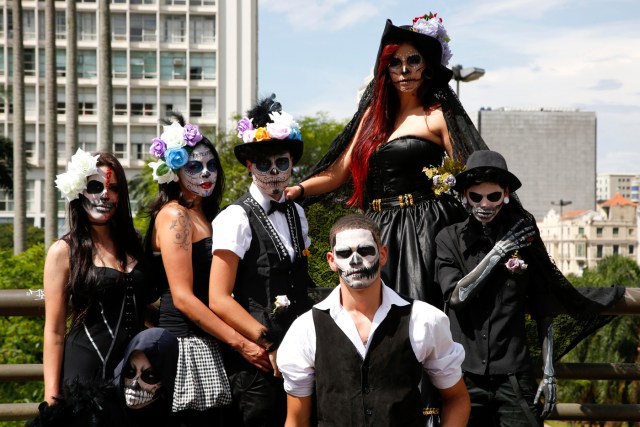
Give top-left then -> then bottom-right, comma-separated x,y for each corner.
434,150 -> 555,427
209,94 -> 314,427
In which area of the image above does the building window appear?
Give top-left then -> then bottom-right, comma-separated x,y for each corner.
190,0 -> 216,5
56,11 -> 66,39
190,98 -> 203,117
78,12 -> 97,41
78,51 -> 97,78
575,243 -> 585,257
613,245 -> 619,255
190,52 -> 216,80
0,189 -> 12,211
130,51 -> 157,79
629,245 -> 635,256
23,10 -> 36,40
113,51 -> 127,78
56,49 -> 66,77
165,0 -> 187,5
165,104 -> 173,116
578,227 -> 584,235
57,102 -> 65,114
160,53 -> 186,80
629,228 -> 635,236
79,102 -> 95,115
113,143 -> 127,160
112,14 -> 127,41
596,227 -> 603,237
596,245 -> 603,258
612,227 -> 619,237
130,103 -> 155,116
25,49 -> 37,76
190,15 -> 215,44
130,14 -> 157,42
114,104 -> 128,115
163,15 -> 186,43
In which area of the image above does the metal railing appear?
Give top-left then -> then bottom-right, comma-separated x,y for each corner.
0,288 -> 639,422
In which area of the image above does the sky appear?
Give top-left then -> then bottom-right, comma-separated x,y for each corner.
257,0 -> 640,174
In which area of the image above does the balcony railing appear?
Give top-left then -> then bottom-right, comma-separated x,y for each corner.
0,288 -> 639,422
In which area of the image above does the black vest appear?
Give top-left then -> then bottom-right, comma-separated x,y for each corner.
233,193 -> 314,344
313,303 -> 425,427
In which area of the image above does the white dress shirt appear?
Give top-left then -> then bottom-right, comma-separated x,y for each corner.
277,283 -> 465,397
211,183 -> 311,262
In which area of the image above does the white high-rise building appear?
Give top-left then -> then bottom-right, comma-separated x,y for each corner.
596,173 -> 640,203
0,0 -> 258,228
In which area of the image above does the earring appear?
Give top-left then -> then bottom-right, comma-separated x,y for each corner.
504,196 -> 510,204
462,196 -> 468,205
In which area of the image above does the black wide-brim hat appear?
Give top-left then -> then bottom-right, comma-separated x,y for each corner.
455,150 -> 522,192
234,138 -> 303,166
375,19 -> 453,89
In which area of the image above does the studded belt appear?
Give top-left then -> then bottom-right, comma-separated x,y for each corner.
369,192 -> 432,212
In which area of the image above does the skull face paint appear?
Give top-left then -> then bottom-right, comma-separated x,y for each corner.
465,182 -> 506,224
178,144 -> 218,198
250,152 -> 292,197
389,43 -> 426,93
123,351 -> 162,409
332,229 -> 380,289
81,166 -> 119,224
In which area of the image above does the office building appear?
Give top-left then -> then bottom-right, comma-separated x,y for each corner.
0,0 -> 258,227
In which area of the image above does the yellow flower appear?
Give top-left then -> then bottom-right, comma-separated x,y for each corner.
302,248 -> 311,257
255,127 -> 270,141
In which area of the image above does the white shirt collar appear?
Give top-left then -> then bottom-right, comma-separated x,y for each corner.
315,281 -> 409,319
249,182 -> 285,213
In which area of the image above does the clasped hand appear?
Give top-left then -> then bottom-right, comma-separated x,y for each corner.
493,219 -> 537,257
534,374 -> 557,418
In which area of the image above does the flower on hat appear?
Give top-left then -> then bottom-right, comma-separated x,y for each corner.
147,121 -> 204,183
411,12 -> 452,66
236,110 -> 301,143
55,148 -> 100,201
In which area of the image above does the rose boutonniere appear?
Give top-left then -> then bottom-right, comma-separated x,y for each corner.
505,250 -> 528,274
272,295 -> 290,314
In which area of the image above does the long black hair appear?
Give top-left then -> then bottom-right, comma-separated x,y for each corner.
144,114 -> 225,251
62,152 -> 142,325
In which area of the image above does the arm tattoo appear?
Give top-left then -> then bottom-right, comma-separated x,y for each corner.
169,208 -> 191,251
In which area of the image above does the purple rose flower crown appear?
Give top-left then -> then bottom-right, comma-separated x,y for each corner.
147,121 -> 203,184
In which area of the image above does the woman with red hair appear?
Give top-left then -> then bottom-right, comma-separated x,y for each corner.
285,13 -> 487,310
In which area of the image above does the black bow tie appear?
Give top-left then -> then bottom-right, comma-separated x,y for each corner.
268,200 -> 290,215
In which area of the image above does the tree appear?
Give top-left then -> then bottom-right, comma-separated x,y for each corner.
44,0 -> 58,248
97,0 -> 112,152
12,0 -> 26,254
558,256 -> 640,419
65,0 -> 78,158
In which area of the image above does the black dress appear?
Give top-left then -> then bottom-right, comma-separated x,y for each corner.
62,265 -> 146,383
365,136 -> 467,309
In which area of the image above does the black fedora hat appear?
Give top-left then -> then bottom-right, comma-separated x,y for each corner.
374,16 -> 453,89
455,150 -> 522,192
234,94 -> 303,166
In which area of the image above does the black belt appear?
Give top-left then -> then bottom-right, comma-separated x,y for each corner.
369,192 -> 432,212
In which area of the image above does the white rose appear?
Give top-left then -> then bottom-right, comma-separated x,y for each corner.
68,148 -> 99,177
274,295 -> 290,309
149,160 -> 179,184
55,171 -> 86,201
160,122 -> 186,149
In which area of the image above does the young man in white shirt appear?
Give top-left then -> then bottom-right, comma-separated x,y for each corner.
278,214 -> 470,427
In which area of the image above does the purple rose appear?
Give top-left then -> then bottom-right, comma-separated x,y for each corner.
164,147 -> 189,170
237,117 -> 254,139
149,138 -> 167,158
184,124 -> 203,147
505,257 -> 527,273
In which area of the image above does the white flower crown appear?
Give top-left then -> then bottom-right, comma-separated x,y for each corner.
55,148 -> 100,201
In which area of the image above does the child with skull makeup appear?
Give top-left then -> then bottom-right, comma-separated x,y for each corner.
209,95 -> 315,427
278,214 -> 470,427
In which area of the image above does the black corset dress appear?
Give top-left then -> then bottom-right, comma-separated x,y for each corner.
365,136 -> 467,308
